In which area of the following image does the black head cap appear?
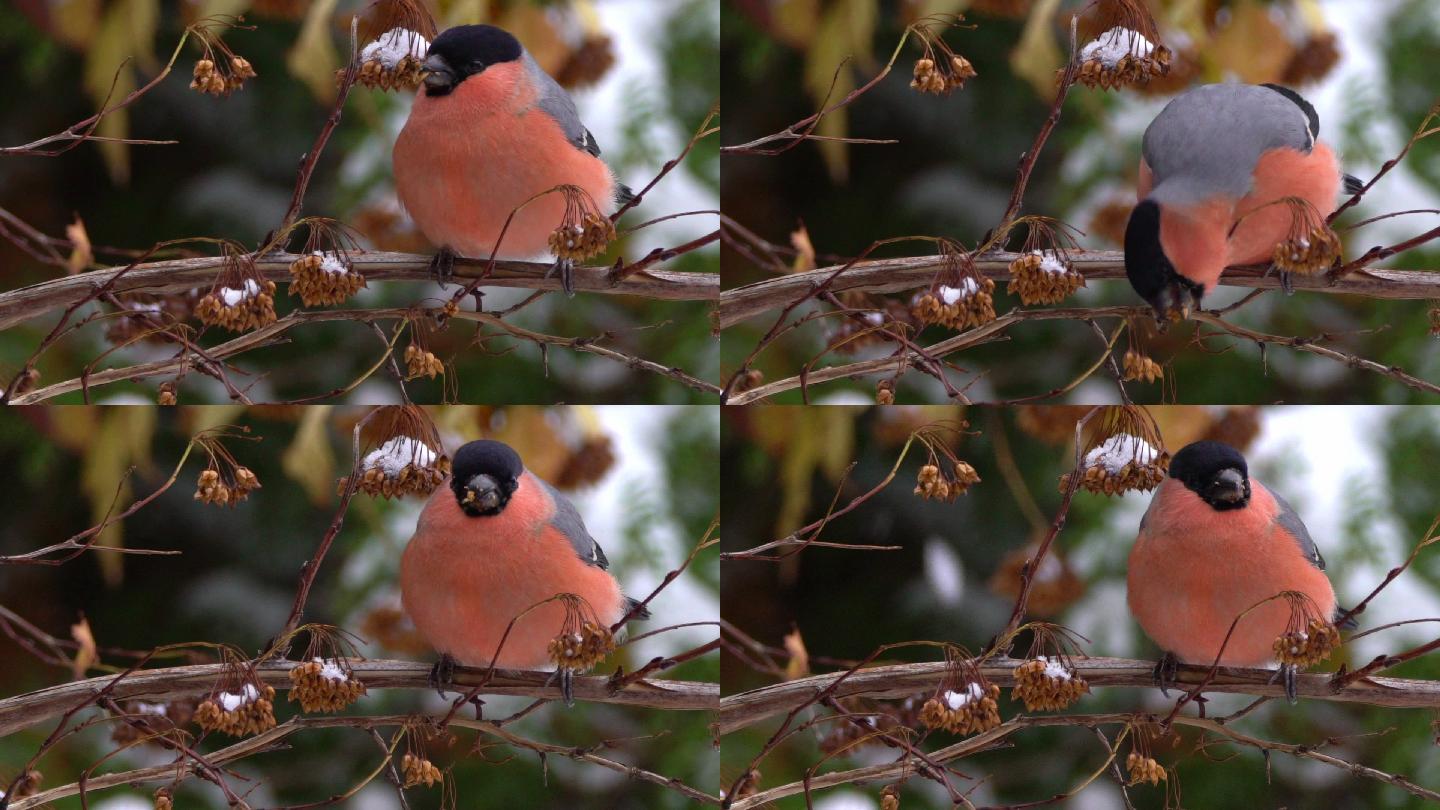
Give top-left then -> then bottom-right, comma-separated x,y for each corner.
1168,440 -> 1251,511
450,439 -> 524,516
423,25 -> 523,97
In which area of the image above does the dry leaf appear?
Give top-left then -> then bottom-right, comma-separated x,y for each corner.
71,616 -> 97,679
790,224 -> 816,273
66,216 -> 93,274
287,0 -> 340,104
282,406 -> 336,506
782,628 -> 810,680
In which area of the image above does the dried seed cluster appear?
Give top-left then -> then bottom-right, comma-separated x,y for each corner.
1011,657 -> 1088,711
191,56 -> 257,97
1282,31 -> 1341,85
918,682 -> 1002,736
350,28 -> 430,91
1121,350 -> 1163,383
1060,434 -> 1167,496
155,787 -> 174,810
194,684 -> 276,737
111,699 -> 194,745
553,436 -> 618,490
880,785 -> 901,810
1072,27 -> 1171,90
876,379 -> 895,405
910,55 -> 976,95
196,280 -> 277,332
1430,304 -> 1440,338
1126,752 -> 1166,785
288,658 -> 367,713
194,466 -> 261,507
404,344 -> 444,380
401,753 -> 443,788
818,697 -> 923,755
547,620 -> 616,673
911,279 -> 997,331
1273,618 -> 1340,668
289,252 -> 365,307
1007,251 -> 1084,305
158,382 -> 178,405
549,212 -> 616,262
914,462 -> 980,502
6,768 -> 42,800
1272,227 -> 1341,275
343,436 -> 450,499
554,35 -> 617,88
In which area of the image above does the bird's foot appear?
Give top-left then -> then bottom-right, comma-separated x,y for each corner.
430,246 -> 457,287
546,257 -> 576,297
1269,663 -> 1300,704
1152,651 -> 1180,698
1193,693 -> 1209,718
1280,268 -> 1295,295
429,653 -> 458,697
546,667 -> 577,707
468,695 -> 485,721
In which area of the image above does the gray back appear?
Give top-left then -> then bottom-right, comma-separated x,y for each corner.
1270,488 -> 1326,571
536,474 -> 609,569
523,52 -> 601,157
1142,84 -> 1315,205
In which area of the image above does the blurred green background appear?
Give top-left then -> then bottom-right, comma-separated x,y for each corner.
721,0 -> 1440,404
0,404 -> 719,808
0,0 -> 719,404
722,404 -> 1440,808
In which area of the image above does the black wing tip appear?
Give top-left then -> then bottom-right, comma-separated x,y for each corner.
623,597 -> 651,621
1334,606 -> 1359,630
1261,82 -> 1320,142
1343,173 -> 1365,195
584,129 -> 602,157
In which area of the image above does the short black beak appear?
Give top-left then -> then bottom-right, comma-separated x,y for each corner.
1207,468 -> 1246,504
422,55 -> 454,90
460,473 -> 501,513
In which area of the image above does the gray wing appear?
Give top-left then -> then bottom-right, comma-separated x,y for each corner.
537,476 -> 609,569
1270,488 -> 1326,571
1142,83 -> 1316,203
523,52 -> 602,158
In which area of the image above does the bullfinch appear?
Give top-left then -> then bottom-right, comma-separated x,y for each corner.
1124,83 -> 1359,320
400,439 -> 646,698
392,25 -> 633,293
1127,441 -> 1349,698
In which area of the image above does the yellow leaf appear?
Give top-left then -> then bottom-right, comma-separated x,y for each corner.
782,627 -> 810,681
1207,0 -> 1294,84
66,216 -> 93,275
1009,0 -> 1063,101
282,406 -> 336,506
51,0 -> 102,49
803,4 -> 856,183
790,224 -> 815,273
71,616 -> 98,680
80,408 -> 157,586
84,2 -> 139,183
287,0 -> 341,105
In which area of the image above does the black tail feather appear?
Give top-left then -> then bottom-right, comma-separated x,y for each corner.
1335,605 -> 1359,630
623,596 -> 651,621
615,183 -> 638,208
1343,173 -> 1365,196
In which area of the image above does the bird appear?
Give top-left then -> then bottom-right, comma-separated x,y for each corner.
1124,83 -> 1360,321
392,24 -> 634,294
1127,440 -> 1349,699
400,439 -> 646,701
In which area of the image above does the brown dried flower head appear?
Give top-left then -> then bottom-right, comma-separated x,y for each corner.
194,683 -> 277,737
1012,656 -> 1089,711
404,344 -> 445,380
194,463 -> 261,507
188,28 -> 258,98
1430,303 -> 1440,338
553,436 -> 618,490
196,279 -> 278,333
555,34 -> 618,88
289,252 -> 366,307
1060,432 -> 1169,496
880,784 -> 901,810
1121,350 -> 1163,383
348,28 -> 430,91
1126,751 -> 1166,785
400,752 -> 443,788
911,278 -> 997,332
918,681 -> 1002,736
1273,596 -> 1341,668
1007,250 -> 1085,305
547,619 -> 616,674
288,658 -> 367,713
876,378 -> 895,405
914,460 -> 980,502
8,768 -> 42,800
1272,224 -> 1342,276
908,16 -> 977,95
1070,26 -> 1172,90
1282,31 -> 1341,86
549,186 -> 617,262
154,787 -> 174,810
111,698 -> 195,746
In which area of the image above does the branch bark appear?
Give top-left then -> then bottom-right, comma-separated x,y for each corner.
718,656 -> 1440,736
0,659 -> 718,738
0,251 -> 719,332
718,251 -> 1440,330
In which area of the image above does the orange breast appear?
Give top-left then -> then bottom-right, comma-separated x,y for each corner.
1227,143 -> 1341,266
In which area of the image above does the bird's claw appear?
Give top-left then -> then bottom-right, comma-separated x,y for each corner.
1269,663 -> 1300,704
429,653 -> 457,697
546,668 -> 577,707
546,258 -> 576,297
430,246 -> 457,287
1152,651 -> 1180,697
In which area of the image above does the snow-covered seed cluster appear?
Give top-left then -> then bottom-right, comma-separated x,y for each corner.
289,252 -> 366,307
546,620 -> 616,674
910,55 -> 976,95
1272,227 -> 1341,275
1273,617 -> 1340,668
194,466 -> 261,507
1126,752 -> 1167,785
818,697 -> 922,754
910,278 -> 997,331
404,344 -> 444,380
1007,251 -> 1085,305
1071,27 -> 1171,90
918,682 -> 1002,736
111,698 -> 194,745
1060,434 -> 1168,495
349,28 -> 429,91
1121,350 -> 1163,384
288,658 -> 367,713
876,378 -> 895,405
400,753 -> 443,788
344,436 -> 450,499
191,55 -> 257,97
196,279 -> 278,332
548,212 -> 616,262
105,292 -> 198,346
194,683 -> 277,737
1011,657 -> 1088,712
914,461 -> 980,502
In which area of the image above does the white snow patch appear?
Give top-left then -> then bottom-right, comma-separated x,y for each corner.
363,436 -> 437,478
942,682 -> 986,710
1032,250 -> 1069,275
863,312 -> 885,326
938,278 -> 980,304
1084,433 -> 1158,474
923,537 -> 965,607
218,279 -> 261,307
314,251 -> 349,275
218,683 -> 259,712
1036,655 -> 1072,681
361,28 -> 429,69
315,658 -> 349,682
1080,26 -> 1155,67
133,701 -> 169,716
